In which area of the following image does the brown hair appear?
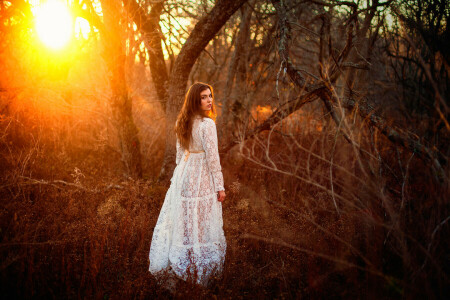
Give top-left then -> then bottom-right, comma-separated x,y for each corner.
175,82 -> 217,150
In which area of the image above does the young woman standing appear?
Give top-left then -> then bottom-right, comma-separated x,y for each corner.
149,82 -> 226,287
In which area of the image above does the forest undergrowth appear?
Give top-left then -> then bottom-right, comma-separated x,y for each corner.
0,95 -> 448,300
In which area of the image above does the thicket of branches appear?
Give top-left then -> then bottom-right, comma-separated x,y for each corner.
0,0 -> 448,298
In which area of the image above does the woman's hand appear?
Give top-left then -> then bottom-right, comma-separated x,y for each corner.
218,190 -> 226,202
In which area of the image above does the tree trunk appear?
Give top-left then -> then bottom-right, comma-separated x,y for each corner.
219,3 -> 253,140
158,0 -> 248,183
100,0 -> 143,178
123,0 -> 169,110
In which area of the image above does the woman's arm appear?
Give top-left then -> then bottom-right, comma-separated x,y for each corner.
200,118 -> 224,193
176,138 -> 184,165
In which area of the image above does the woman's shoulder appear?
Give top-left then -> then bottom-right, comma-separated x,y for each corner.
202,117 -> 215,124
200,117 -> 216,129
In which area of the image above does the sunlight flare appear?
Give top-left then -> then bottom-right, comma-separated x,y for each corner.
74,17 -> 91,39
35,0 -> 73,49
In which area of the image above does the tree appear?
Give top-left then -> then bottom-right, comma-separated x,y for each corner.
123,0 -> 248,181
77,0 -> 143,178
123,0 -> 169,111
218,0 -> 446,179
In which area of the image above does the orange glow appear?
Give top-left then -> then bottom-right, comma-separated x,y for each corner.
255,105 -> 273,114
253,105 -> 273,119
250,105 -> 274,125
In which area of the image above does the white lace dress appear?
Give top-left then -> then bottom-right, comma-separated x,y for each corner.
149,116 -> 226,286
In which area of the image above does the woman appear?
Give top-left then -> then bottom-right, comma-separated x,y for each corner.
149,82 -> 227,288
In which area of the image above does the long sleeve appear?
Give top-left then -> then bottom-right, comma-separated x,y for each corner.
200,119 -> 224,192
176,137 -> 184,165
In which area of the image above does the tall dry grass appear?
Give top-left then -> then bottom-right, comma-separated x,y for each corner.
1,85 -> 448,299
232,103 -> 449,298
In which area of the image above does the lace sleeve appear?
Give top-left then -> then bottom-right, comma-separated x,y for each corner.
176,137 -> 184,165
200,118 -> 224,192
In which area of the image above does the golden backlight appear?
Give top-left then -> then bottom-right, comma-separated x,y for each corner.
34,0 -> 73,49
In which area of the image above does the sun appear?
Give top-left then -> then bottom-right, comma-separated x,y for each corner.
34,0 -> 73,49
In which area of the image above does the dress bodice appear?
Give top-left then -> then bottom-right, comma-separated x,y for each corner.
175,115 -> 224,192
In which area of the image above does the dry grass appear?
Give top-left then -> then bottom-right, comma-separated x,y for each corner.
0,87 -> 449,300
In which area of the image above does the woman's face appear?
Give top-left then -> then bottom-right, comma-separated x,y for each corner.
199,88 -> 213,112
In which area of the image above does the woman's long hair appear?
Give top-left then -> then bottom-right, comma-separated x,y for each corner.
175,82 -> 217,150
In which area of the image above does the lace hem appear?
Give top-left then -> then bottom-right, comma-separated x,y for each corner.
169,242 -> 226,286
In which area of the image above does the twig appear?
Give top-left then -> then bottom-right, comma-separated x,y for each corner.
400,152 -> 414,211
418,216 -> 450,273
329,111 -> 342,215
240,233 -> 386,278
0,176 -> 125,193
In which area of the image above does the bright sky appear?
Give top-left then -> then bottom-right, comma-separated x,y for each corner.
29,0 -> 191,60
30,0 -> 92,50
